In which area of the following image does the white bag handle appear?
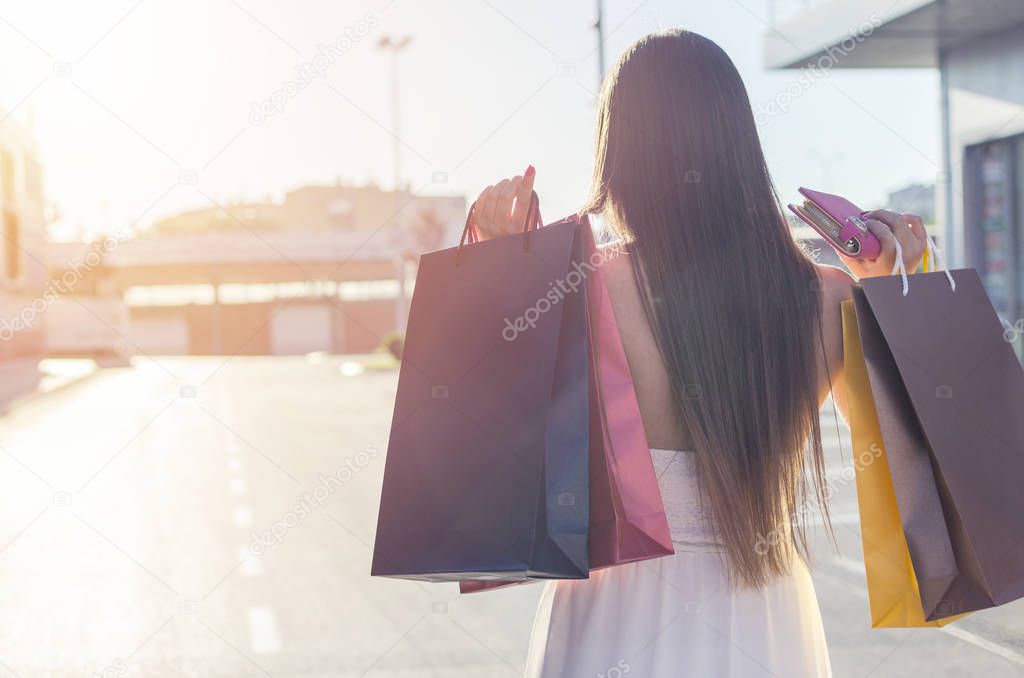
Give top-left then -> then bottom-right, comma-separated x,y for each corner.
890,235 -> 955,297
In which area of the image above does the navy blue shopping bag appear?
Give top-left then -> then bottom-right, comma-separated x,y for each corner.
371,198 -> 591,582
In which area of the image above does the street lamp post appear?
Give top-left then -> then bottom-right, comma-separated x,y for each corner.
377,35 -> 413,334
377,35 -> 413,193
809,149 -> 845,190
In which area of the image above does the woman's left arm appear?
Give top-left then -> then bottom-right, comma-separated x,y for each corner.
470,165 -> 536,241
817,263 -> 855,425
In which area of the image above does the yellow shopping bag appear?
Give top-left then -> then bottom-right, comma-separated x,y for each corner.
842,300 -> 965,628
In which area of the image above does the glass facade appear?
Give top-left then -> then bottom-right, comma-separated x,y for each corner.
1018,141 -> 1024,328
966,134 -> 1023,359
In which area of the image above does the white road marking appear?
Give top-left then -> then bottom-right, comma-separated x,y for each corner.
232,506 -> 252,528
822,556 -> 1024,667
227,458 -> 243,472
248,606 -> 282,653
340,361 -> 365,377
226,440 -> 239,454
229,478 -> 247,495
942,625 -> 1024,667
239,548 -> 265,576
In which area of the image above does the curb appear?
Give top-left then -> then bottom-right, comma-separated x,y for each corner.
0,359 -> 108,413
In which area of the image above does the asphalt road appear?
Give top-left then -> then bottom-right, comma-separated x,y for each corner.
0,356 -> 1022,677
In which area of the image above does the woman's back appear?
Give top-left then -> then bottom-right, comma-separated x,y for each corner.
600,241 -> 848,556
599,244 -> 850,453
598,246 -> 692,451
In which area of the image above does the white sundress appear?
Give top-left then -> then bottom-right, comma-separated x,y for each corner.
525,449 -> 832,678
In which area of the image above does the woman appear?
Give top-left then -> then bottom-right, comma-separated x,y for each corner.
470,30 -> 926,677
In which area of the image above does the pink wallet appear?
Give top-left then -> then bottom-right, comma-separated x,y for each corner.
788,187 -> 881,259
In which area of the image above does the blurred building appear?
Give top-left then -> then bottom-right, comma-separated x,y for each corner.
47,184 -> 466,357
0,111 -> 47,399
765,0 -> 1024,334
887,183 -> 936,225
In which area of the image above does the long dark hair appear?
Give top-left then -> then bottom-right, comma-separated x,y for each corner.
583,30 -> 829,587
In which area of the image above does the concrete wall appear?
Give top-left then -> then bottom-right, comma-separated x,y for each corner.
44,297 -> 128,356
125,298 -> 396,357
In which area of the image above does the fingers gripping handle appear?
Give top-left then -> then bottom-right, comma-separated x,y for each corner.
458,203 -> 480,250
456,191 -> 541,263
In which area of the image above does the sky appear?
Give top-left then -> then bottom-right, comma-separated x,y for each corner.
0,0 -> 941,241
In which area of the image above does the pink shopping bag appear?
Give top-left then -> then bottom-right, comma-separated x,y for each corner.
461,215 -> 674,594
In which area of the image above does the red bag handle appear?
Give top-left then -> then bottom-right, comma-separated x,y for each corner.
456,191 -> 542,264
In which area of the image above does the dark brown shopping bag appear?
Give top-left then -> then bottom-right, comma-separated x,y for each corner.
854,268 -> 1024,620
846,299 -> 962,626
371,195 -> 591,582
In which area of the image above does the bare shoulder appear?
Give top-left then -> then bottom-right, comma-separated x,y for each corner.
596,240 -> 629,263
816,263 -> 855,308
594,241 -> 633,285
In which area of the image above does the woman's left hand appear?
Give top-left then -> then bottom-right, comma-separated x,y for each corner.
471,165 -> 536,241
843,210 -> 927,280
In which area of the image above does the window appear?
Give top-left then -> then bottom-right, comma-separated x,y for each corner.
978,143 -> 1011,313
1018,141 -> 1024,326
966,133 -> 1024,359
23,153 -> 41,204
3,209 -> 20,281
1,151 -> 15,204
327,197 -> 354,229
967,136 -> 1019,315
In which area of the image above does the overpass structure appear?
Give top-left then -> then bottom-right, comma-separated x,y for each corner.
46,225 -> 425,357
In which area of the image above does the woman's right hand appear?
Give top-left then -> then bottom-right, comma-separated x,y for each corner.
842,210 -> 928,280
470,165 -> 536,241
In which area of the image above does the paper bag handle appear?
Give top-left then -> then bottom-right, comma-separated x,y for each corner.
891,235 -> 955,297
456,191 -> 542,264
